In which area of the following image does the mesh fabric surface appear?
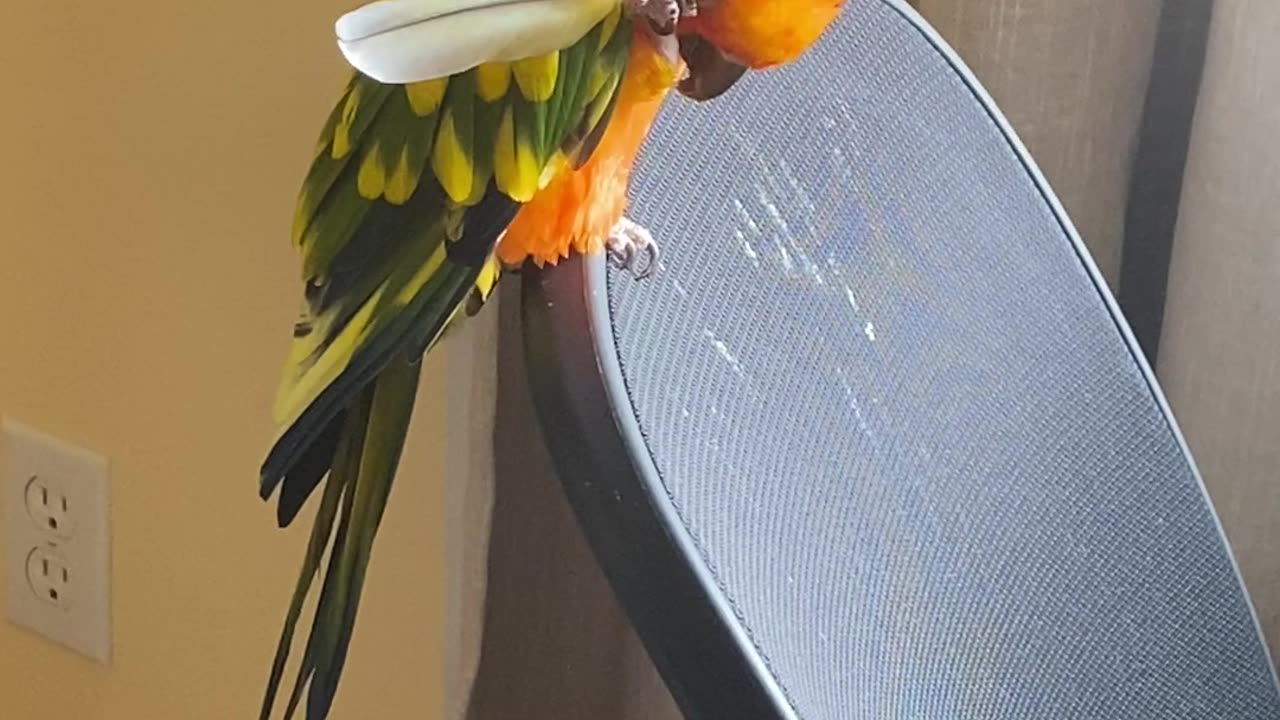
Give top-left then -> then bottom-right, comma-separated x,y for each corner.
603,1 -> 1280,717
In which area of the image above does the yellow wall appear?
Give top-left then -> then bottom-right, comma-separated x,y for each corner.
0,0 -> 447,717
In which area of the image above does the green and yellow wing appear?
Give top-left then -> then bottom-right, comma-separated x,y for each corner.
263,6 -> 632,504
257,8 -> 634,720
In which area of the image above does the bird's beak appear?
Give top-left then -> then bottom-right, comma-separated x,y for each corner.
336,0 -> 615,84
676,33 -> 749,101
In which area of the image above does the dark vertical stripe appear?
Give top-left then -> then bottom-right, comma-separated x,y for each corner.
1119,0 -> 1215,363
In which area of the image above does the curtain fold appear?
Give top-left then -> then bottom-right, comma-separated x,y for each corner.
444,297 -> 501,719
1156,0 -> 1280,658
913,0 -> 1161,287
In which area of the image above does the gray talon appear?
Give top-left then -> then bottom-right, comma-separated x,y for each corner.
607,217 -> 661,280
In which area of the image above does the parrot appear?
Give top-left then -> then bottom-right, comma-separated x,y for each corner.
257,1 -> 843,718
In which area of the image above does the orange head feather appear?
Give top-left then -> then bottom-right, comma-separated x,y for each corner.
681,0 -> 844,70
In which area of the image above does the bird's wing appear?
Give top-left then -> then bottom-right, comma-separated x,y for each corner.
262,4 -> 633,504
257,7 -> 636,720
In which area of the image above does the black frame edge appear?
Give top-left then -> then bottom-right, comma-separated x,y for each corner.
520,262 -> 796,720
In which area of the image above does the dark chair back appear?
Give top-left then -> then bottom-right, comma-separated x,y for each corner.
522,1 -> 1280,716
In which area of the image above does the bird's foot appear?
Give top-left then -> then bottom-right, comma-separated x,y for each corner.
607,217 -> 660,280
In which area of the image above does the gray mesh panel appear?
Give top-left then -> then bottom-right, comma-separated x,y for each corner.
605,1 -> 1280,717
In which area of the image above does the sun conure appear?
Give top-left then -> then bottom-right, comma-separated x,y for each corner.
257,1 -> 844,718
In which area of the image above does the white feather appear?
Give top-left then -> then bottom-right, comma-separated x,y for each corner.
336,0 -> 618,84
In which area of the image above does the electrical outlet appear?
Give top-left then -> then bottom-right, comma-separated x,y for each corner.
4,419 -> 111,663
25,544 -> 73,610
25,474 -> 76,538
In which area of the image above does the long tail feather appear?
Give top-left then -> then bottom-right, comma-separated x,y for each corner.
258,445 -> 348,720
259,356 -> 421,720
279,397 -> 371,720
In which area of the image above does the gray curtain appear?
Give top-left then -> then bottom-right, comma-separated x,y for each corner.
443,302 -> 501,719
913,0 -> 1162,287
1156,0 -> 1280,657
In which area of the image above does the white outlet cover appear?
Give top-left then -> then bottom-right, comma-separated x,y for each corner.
3,419 -> 111,663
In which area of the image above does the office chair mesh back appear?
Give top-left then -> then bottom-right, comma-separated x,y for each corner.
602,0 -> 1280,716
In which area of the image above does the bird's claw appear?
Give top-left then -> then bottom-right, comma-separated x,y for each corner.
607,217 -> 660,280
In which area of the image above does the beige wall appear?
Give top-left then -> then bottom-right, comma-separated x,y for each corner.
914,0 -> 1161,288
0,0 -> 449,717
1158,0 -> 1280,656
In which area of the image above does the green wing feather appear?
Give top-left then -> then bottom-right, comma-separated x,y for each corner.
258,9 -> 634,720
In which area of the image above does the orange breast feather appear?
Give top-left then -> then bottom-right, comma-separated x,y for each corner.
497,29 -> 681,267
